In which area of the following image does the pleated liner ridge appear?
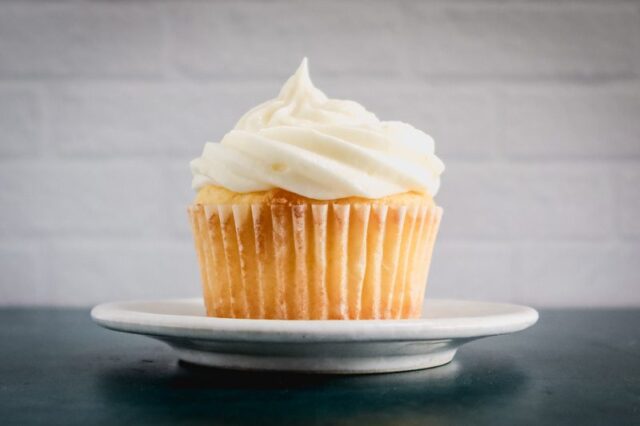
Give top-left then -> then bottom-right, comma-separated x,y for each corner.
188,201 -> 442,320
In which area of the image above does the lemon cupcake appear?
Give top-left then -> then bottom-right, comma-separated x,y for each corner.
189,59 -> 444,320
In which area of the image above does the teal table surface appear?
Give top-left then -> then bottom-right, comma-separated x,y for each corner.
0,308 -> 638,425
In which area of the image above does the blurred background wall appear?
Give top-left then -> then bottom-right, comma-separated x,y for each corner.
1,0 -> 639,307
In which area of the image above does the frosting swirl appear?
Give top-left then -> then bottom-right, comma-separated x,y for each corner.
190,58 -> 444,200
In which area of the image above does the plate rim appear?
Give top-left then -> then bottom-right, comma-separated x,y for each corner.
91,298 -> 539,343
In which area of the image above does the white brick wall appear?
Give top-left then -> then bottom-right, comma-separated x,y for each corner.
1,161 -> 168,236
48,83 -> 275,156
503,85 -> 640,159
403,3 -> 640,78
0,242 -> 44,305
0,88 -> 41,156
47,240 -> 199,305
0,0 -> 639,307
514,242 -> 640,307
617,166 -> 640,239
0,2 -> 166,77
168,1 -> 404,78
437,163 -> 614,240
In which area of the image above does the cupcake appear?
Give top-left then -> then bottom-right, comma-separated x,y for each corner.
189,59 -> 444,320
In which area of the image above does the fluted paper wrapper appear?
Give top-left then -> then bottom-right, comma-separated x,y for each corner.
188,201 -> 442,320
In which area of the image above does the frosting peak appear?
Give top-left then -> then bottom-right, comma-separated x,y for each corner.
191,59 -> 444,200
236,58 -> 377,132
277,57 -> 322,102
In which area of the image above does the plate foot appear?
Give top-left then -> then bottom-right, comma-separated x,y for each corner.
174,347 -> 457,374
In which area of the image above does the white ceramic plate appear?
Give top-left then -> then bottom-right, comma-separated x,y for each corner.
91,298 -> 538,374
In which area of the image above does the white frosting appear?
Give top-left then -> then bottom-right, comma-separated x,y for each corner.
190,58 -> 444,200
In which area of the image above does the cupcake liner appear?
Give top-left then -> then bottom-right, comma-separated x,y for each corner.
188,201 -> 442,320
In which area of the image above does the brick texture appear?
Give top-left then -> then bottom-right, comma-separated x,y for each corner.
47,240 -> 199,306
164,162 -> 197,239
0,161 -> 167,237
0,0 -> 639,307
437,163 -> 612,240
514,243 -> 640,307
404,3 -> 640,78
0,3 -> 165,78
48,83 -> 275,156
503,86 -> 640,159
618,168 -> 640,238
0,243 -> 44,305
428,242 -> 515,302
168,1 -> 402,78
0,88 -> 41,156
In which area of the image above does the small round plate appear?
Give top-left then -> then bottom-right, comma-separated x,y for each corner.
91,298 -> 538,374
